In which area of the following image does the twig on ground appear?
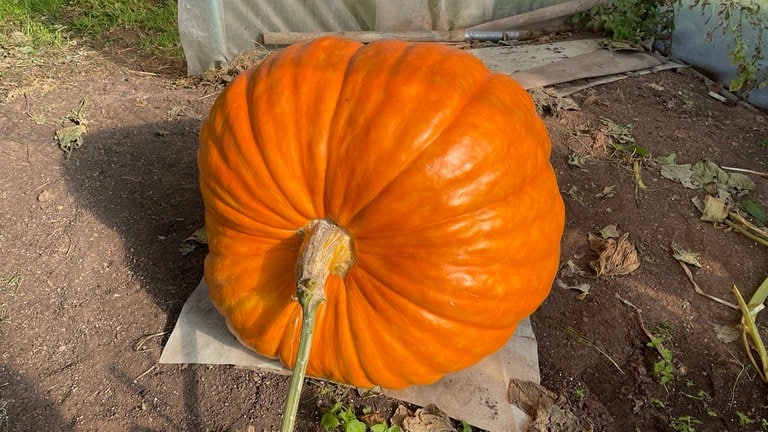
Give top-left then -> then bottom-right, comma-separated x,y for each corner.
134,364 -> 156,382
616,294 -> 662,346
543,317 -> 624,374
134,330 -> 170,352
721,166 -> 768,179
677,261 -> 739,310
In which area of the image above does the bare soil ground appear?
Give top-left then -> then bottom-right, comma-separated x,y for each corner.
1,38 -> 767,432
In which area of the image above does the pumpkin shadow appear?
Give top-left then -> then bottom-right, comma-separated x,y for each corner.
0,364 -> 69,430
62,118 -> 206,322
62,119 -> 323,428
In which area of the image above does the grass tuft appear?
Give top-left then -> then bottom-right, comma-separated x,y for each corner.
0,0 -> 180,57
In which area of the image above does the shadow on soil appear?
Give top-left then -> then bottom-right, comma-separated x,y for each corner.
61,118 -> 206,322
0,364 -> 69,430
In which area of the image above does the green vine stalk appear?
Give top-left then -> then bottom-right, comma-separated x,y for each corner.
676,0 -> 766,95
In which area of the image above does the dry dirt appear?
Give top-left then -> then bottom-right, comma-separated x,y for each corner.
1,39 -> 767,432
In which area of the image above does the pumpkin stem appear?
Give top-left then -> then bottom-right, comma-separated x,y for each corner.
281,218 -> 354,432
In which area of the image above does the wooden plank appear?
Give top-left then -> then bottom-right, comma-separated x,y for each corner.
553,61 -> 685,96
263,30 -> 466,45
510,49 -> 662,89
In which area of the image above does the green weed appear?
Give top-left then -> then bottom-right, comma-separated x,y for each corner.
669,415 -> 702,432
321,402 -> 400,432
680,0 -> 767,96
0,0 -> 68,51
0,0 -> 180,56
569,0 -> 661,45
682,389 -> 717,417
736,411 -> 754,427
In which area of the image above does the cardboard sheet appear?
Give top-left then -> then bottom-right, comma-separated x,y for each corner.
471,38 -> 608,74
510,48 -> 662,89
160,279 -> 540,431
472,39 -> 674,91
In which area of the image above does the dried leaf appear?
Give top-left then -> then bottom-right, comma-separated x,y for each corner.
530,88 -> 580,115
671,243 -> 702,268
659,164 -> 697,189
180,226 -> 208,256
556,278 -> 591,294
600,118 -> 634,144
711,323 -> 740,344
589,232 -> 640,277
390,405 -> 411,429
652,152 -> 677,165
508,379 -> 593,432
599,224 -> 620,239
691,160 -> 729,194
726,173 -> 756,197
691,160 -> 755,199
359,411 -> 386,427
595,185 -> 616,198
559,260 -> 587,278
633,160 -> 647,189
55,124 -> 87,158
568,152 -> 588,168
400,405 -> 456,432
700,194 -> 729,223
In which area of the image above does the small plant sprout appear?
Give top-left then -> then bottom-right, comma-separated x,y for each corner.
669,415 -> 702,432
648,336 -> 675,387
736,411 -> 755,427
320,401 -> 400,432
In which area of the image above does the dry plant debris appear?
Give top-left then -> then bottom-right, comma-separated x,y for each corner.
391,405 -> 455,432
54,97 -> 88,159
508,378 -> 593,432
588,228 -> 640,277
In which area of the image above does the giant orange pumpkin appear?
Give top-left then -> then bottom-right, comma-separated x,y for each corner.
198,36 -> 565,390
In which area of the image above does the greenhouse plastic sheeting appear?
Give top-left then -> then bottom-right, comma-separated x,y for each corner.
672,0 -> 767,108
178,0 -> 564,74
179,0 -> 768,107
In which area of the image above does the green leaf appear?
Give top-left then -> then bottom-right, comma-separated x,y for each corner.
370,424 -> 387,432
633,145 -> 650,157
653,152 -> 677,165
343,419 -> 367,432
742,199 -> 768,224
321,412 -> 341,431
339,408 -> 357,424
736,411 -> 754,426
372,424 -> 400,432
729,74 -> 747,92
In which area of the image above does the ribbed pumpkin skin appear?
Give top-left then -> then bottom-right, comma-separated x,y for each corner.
198,37 -> 565,389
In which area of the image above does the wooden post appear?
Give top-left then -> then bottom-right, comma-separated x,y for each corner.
263,30 -> 467,45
